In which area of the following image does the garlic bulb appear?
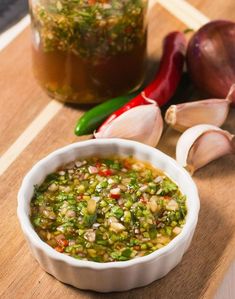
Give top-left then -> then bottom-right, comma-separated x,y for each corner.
94,103 -> 163,147
165,84 -> 235,132
176,124 -> 235,174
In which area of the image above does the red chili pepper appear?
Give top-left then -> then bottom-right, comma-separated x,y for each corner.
95,162 -> 102,168
123,161 -> 131,169
110,193 -> 120,199
54,246 -> 64,253
76,195 -> 83,201
99,169 -> 113,176
97,31 -> 186,132
57,238 -> 69,248
88,0 -> 96,5
164,196 -> 171,200
140,197 -> 147,204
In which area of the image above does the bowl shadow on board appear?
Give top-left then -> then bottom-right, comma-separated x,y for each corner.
54,197 -> 231,299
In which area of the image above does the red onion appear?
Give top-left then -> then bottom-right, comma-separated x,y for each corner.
187,20 -> 235,98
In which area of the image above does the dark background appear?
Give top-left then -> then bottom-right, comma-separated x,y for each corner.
0,0 -> 28,34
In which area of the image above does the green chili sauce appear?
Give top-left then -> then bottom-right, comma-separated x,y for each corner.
33,0 -> 147,57
30,157 -> 187,262
31,0 -> 147,103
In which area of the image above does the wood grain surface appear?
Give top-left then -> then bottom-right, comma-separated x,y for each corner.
0,1 -> 235,299
188,0 -> 235,20
0,27 -> 51,156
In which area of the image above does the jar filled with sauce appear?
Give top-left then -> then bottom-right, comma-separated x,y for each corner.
29,0 -> 148,104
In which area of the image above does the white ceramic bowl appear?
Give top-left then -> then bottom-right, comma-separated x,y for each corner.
17,139 -> 200,292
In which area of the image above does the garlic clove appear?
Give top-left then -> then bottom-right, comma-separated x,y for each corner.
165,99 -> 230,132
187,130 -> 234,173
176,124 -> 235,173
165,84 -> 235,132
94,104 -> 163,147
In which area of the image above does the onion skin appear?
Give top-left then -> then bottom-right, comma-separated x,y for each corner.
187,20 -> 235,99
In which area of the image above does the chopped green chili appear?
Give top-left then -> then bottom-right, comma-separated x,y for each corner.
30,156 -> 187,262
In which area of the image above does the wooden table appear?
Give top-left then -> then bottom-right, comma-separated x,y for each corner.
0,0 -> 235,298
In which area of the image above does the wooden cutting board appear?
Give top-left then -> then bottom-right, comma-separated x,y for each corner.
0,1 -> 235,298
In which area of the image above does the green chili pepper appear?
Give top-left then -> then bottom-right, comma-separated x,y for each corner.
121,248 -> 132,258
74,92 -> 139,136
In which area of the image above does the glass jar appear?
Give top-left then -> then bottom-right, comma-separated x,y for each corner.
29,0 -> 148,104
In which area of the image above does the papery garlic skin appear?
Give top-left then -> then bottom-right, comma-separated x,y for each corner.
165,99 -> 230,132
94,104 -> 163,147
176,124 -> 235,173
